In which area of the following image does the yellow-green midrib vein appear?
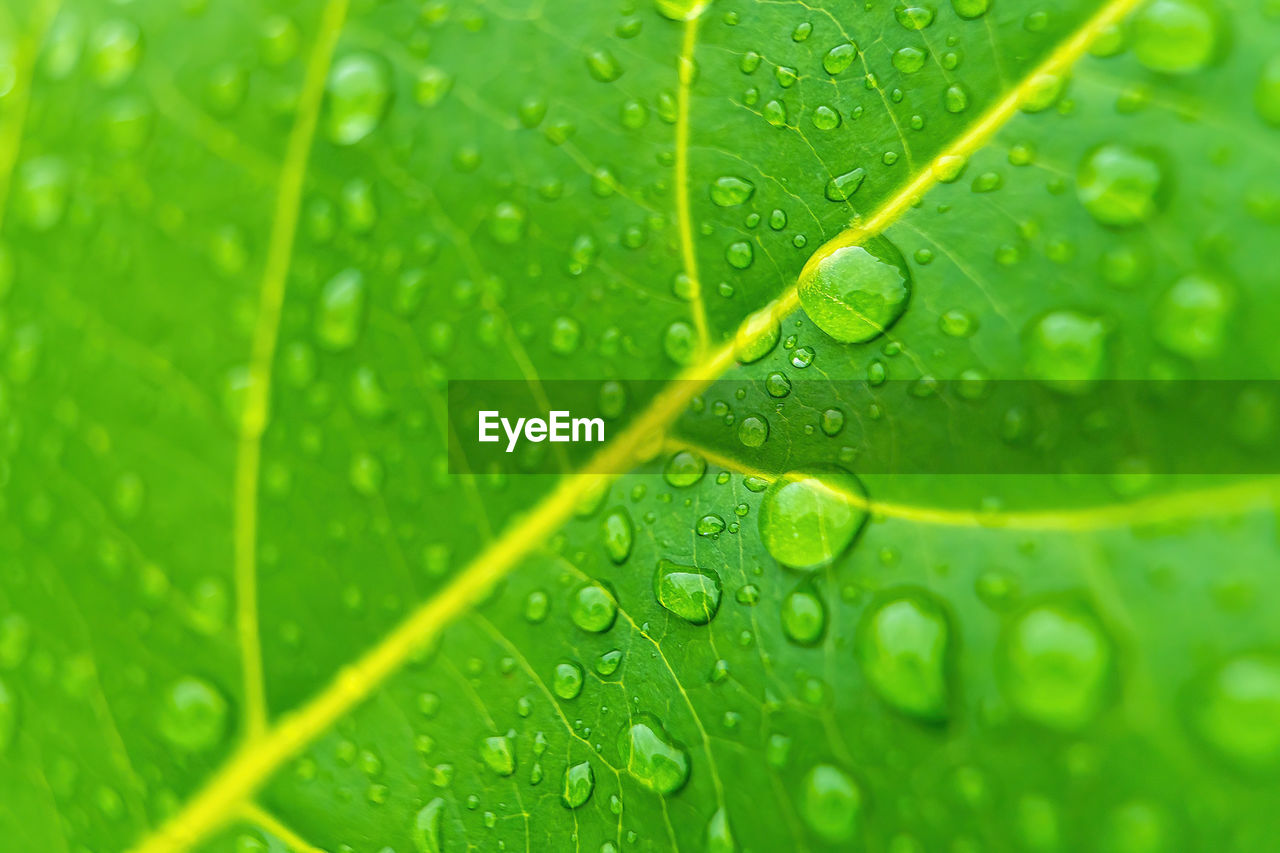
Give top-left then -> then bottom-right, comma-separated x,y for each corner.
130,0 -> 1146,849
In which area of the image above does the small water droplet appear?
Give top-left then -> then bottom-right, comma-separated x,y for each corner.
570,583 -> 618,633
562,760 -> 595,808
618,714 -> 690,794
801,764 -> 862,841
158,676 -> 228,751
781,588 -> 826,646
325,53 -> 392,146
654,560 -> 722,624
710,176 -> 755,207
315,269 -> 366,351
857,590 -> 951,721
1076,144 -> 1165,226
998,603 -> 1113,730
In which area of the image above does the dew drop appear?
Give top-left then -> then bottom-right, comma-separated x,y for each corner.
759,468 -> 868,570
619,715 -> 690,795
562,760 -> 595,808
710,176 -> 754,207
553,661 -> 585,699
797,236 -> 912,343
1153,274 -> 1231,360
655,0 -> 710,21
315,269 -> 366,352
16,156 -> 71,231
951,0 -> 990,18
998,603 -> 1113,730
586,49 -> 623,82
89,19 -> 142,88
1132,0 -> 1220,74
892,46 -> 927,74
412,798 -> 445,853
1076,144 -> 1165,227
706,806 -> 736,853
325,53 -> 392,146
158,676 -> 228,751
1257,57 -> 1280,127
856,590 -> 951,721
654,560 -> 722,624
824,168 -> 866,201
823,43 -> 857,75
1023,310 -> 1108,393
1186,653 -> 1280,772
479,735 -> 515,776
781,588 -> 826,646
725,241 -> 754,269
738,414 -> 769,448
664,450 -> 706,487
602,507 -> 634,564
801,764 -> 862,841
735,307 -> 781,363
570,583 -> 618,633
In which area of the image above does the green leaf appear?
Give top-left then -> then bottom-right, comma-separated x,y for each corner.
3,0 -> 1280,851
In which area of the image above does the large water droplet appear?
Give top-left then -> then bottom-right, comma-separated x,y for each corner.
325,53 -> 393,146
619,715 -> 690,795
1153,274 -> 1231,360
998,603 -> 1113,730
570,582 -> 618,633
654,560 -> 722,624
315,268 -> 367,351
158,676 -> 228,751
798,236 -> 912,343
553,661 -> 585,699
1023,310 -> 1108,393
857,590 -> 951,722
1186,653 -> 1280,773
1132,0 -> 1220,74
655,0 -> 709,21
801,764 -> 862,841
562,760 -> 596,808
759,468 -> 868,570
1076,144 -> 1165,227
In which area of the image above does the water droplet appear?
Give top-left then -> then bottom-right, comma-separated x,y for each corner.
1186,653 -> 1280,772
1153,274 -> 1231,360
738,414 -> 769,447
1023,310 -> 1107,393
325,53 -> 392,145
654,560 -> 722,624
801,764 -> 862,841
790,346 -> 814,368
479,734 -> 515,776
553,661 -> 585,699
892,47 -> 926,73
824,43 -> 857,75
655,0 -> 710,21
944,84 -> 970,113
812,105 -> 842,130
759,468 -> 868,570
489,201 -> 527,244
619,715 -> 690,794
599,507 -> 635,564
1076,144 -> 1165,226
158,676 -> 228,751
735,307 -> 781,363
586,49 -> 623,82
562,760 -> 595,808
895,4 -> 936,29
596,649 -> 623,676
798,236 -> 912,343
315,269 -> 366,351
951,0 -> 990,18
1257,57 -> 1280,127
765,371 -> 792,398
415,66 -> 453,106
570,583 -> 618,633
89,19 -> 142,88
664,321 -> 697,364
857,591 -> 951,721
0,677 -> 16,754
726,241 -> 754,269
820,408 -> 845,436
710,176 -> 754,207
664,450 -> 706,487
412,798 -> 445,853
706,806 -> 736,853
1132,0 -> 1220,74
825,168 -> 866,201
16,156 -> 70,231
998,603 -> 1113,730
781,588 -> 826,646
763,98 -> 788,127
696,514 -> 726,536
